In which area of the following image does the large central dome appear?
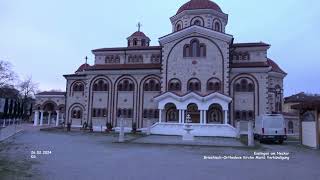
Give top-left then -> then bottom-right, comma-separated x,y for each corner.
176,0 -> 222,15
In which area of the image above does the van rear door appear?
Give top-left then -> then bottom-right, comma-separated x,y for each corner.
264,117 -> 285,135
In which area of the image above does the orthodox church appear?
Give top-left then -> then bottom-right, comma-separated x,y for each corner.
63,0 -> 286,137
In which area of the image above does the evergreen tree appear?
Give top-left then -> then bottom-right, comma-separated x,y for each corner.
13,100 -> 17,119
16,101 -> 21,119
20,101 -> 24,119
8,99 -> 13,119
3,98 -> 8,119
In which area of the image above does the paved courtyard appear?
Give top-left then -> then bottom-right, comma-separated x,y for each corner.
0,124 -> 319,180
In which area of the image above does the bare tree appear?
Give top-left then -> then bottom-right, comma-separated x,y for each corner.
18,76 -> 38,120
18,76 -> 38,99
0,60 -> 17,87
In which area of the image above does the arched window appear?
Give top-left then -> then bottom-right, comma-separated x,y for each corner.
102,109 -> 107,117
149,80 -> 155,91
98,80 -> 104,91
155,83 -> 160,91
200,44 -> 206,57
144,79 -> 160,91
128,109 -> 133,118
72,109 -> 82,119
92,109 -> 97,117
73,83 -> 84,92
184,39 -> 204,58
118,79 -> 134,91
234,78 -> 255,92
72,110 -> 77,118
191,40 -> 199,57
188,79 -> 201,91
143,109 -> 148,118
240,79 -> 248,92
193,19 -> 201,26
144,83 -> 149,91
214,82 -> 220,91
123,109 -> 127,117
176,24 -> 181,31
189,82 -> 194,91
141,39 -> 146,47
207,78 -> 221,92
123,80 -> 129,90
148,109 -> 153,118
208,82 -> 214,91
248,111 -> 254,120
168,79 -> 181,91
235,111 -> 241,120
133,38 -> 138,46
117,109 -> 122,117
129,83 -> 134,91
169,83 -> 174,90
214,22 -> 221,32
154,109 -> 159,118
241,111 -> 247,120
183,45 -> 190,57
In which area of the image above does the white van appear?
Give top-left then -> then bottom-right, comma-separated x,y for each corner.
254,114 -> 287,144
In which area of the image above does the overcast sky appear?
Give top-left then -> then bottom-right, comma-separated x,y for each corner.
0,0 -> 319,96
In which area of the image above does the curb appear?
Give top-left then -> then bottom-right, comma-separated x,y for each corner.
126,141 -> 257,149
0,129 -> 24,142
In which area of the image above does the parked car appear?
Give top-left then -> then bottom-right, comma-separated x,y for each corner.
254,114 -> 287,144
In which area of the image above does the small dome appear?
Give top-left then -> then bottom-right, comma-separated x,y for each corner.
177,0 -> 222,15
76,63 -> 90,72
127,31 -> 150,47
128,31 -> 150,40
130,31 -> 146,37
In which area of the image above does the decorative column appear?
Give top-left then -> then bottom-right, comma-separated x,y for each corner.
181,110 -> 185,124
56,110 -> 60,126
200,110 -> 204,125
48,111 -> 52,125
159,109 -> 162,123
204,110 -> 207,125
178,110 -> 182,124
224,110 -> 228,124
40,110 -> 44,126
33,110 -> 39,126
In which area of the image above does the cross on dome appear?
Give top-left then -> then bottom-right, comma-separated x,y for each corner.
137,22 -> 142,32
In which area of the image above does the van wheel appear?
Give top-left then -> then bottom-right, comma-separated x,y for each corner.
278,140 -> 284,144
259,140 -> 264,144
